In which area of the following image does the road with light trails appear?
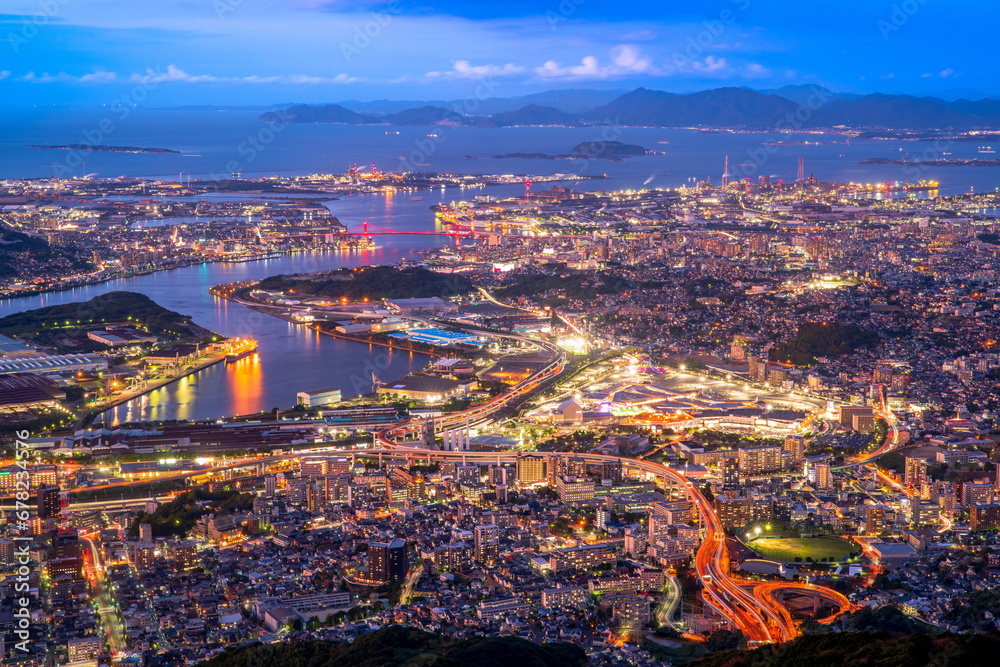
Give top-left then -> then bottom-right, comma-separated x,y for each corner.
752,581 -> 854,625
655,575 -> 683,632
82,536 -> 126,656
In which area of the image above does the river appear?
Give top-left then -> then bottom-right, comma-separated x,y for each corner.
0,187 -> 532,423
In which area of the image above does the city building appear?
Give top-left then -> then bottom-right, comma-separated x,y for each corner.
368,538 -> 407,586
474,524 -> 500,565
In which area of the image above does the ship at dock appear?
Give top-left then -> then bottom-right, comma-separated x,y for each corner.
225,337 -> 258,363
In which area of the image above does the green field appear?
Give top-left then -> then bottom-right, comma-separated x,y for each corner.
750,536 -> 859,563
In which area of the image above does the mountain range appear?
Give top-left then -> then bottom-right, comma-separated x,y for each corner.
261,85 -> 1000,131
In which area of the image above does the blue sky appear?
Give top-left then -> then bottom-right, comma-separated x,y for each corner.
0,0 -> 994,106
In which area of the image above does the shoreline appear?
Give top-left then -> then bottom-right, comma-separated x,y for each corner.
310,325 -> 445,359
80,351 -> 228,427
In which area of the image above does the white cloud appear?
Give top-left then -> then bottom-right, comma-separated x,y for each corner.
690,55 -> 728,74
425,60 -> 524,81
745,63 -> 771,78
921,73 -> 933,78
610,44 -> 653,73
0,70 -> 9,81
535,44 -> 657,80
940,68 -> 955,78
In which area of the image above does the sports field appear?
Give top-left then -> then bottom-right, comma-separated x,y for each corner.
750,536 -> 859,562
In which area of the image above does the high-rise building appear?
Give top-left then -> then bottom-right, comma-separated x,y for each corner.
962,482 -> 994,507
769,368 -> 789,386
722,454 -> 739,487
173,540 -> 197,571
474,524 -> 500,564
139,523 -> 152,543
602,460 -> 623,482
783,435 -> 805,461
457,465 -> 479,485
853,413 -> 877,433
865,505 -> 885,535
715,496 -> 752,529
904,456 -> 927,488
737,446 -> 782,476
368,538 -> 407,586
516,455 -> 546,485
557,475 -> 596,504
566,457 -> 587,477
814,463 -> 832,490
265,475 -> 276,498
839,405 -> 874,430
969,504 -> 1000,532
596,507 -> 610,531
135,542 -> 155,571
37,486 -> 60,520
288,481 -> 309,506
748,357 -> 770,383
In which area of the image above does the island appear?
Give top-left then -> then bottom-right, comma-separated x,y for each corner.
492,140 -> 650,161
27,144 -> 180,154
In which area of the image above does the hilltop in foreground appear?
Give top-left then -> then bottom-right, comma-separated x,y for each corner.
198,626 -> 587,667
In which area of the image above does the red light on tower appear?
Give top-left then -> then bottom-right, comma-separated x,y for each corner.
525,180 -> 532,201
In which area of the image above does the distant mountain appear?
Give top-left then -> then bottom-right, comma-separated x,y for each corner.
261,87 -> 1000,130
941,97 -> 1000,123
335,98 -> 452,115
585,86 -> 813,128
817,93 -> 979,129
261,104 -> 375,124
336,88 -> 626,116
490,104 -> 579,126
509,88 -> 626,113
756,84 -> 840,106
381,105 -> 469,126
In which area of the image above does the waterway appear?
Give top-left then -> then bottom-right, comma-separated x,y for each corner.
0,188 -> 532,423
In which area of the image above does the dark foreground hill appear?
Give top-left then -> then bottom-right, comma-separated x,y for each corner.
197,625 -> 587,667
688,631 -> 1000,667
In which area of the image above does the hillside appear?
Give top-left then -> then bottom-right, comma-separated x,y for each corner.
688,631 -> 1000,667
381,105 -> 468,126
0,291 -> 193,339
584,87 -> 814,128
197,625 -> 587,667
0,227 -> 93,279
261,104 -> 377,124
768,321 -> 879,366
257,266 -> 472,300
491,104 -> 579,126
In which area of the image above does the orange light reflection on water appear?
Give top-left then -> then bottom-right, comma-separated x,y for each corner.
227,353 -> 264,416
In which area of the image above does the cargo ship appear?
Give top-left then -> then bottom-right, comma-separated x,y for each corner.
226,337 -> 258,363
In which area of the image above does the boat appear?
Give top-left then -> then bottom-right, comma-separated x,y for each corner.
226,337 -> 258,362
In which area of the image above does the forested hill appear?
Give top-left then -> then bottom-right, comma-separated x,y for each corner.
197,626 -> 587,667
688,630 -> 1000,667
0,291 -> 192,337
257,266 -> 472,300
